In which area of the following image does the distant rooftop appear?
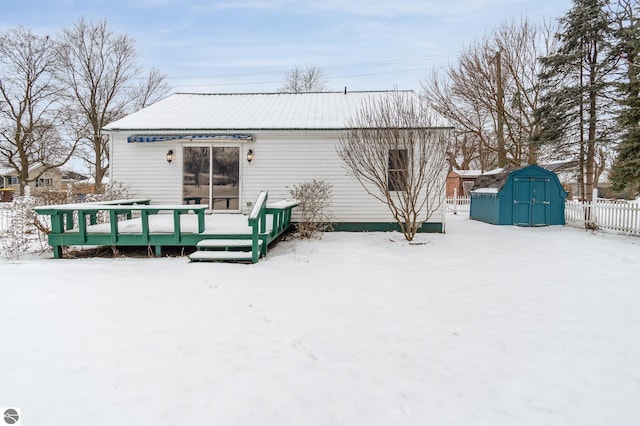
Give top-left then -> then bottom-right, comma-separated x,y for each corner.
103,91 -> 452,131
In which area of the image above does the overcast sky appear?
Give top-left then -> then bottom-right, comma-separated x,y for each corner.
1,0 -> 572,94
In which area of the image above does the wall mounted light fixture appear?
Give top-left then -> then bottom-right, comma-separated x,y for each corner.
246,149 -> 254,163
166,149 -> 174,164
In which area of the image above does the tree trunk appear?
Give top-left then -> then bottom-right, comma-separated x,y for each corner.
585,53 -> 598,203
496,50 -> 507,168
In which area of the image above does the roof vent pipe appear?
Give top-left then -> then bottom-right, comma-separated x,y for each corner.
344,86 -> 347,95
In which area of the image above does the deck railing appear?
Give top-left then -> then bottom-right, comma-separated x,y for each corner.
33,200 -> 210,258
248,191 -> 300,263
30,193 -> 299,261
248,191 -> 269,263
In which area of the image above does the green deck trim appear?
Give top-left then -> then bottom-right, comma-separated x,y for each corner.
34,194 -> 298,263
329,222 -> 444,233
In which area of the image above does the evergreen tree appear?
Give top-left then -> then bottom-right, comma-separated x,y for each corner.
536,0 -> 617,200
609,0 -> 640,194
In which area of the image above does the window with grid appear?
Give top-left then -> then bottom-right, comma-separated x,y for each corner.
388,149 -> 408,191
36,178 -> 53,188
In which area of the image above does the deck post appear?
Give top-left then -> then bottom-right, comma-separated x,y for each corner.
173,210 -> 181,243
141,211 -> 150,243
49,213 -> 65,234
197,210 -> 205,233
109,210 -> 119,243
52,244 -> 63,259
65,212 -> 74,230
251,225 -> 259,264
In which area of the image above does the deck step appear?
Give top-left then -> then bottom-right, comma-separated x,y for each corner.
196,239 -> 262,249
189,250 -> 254,262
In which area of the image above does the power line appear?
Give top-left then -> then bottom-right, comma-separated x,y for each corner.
169,65 -> 447,89
167,52 -> 458,82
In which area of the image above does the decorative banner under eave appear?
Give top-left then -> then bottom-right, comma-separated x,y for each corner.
127,134 -> 254,143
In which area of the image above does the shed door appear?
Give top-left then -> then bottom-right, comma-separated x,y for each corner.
513,178 -> 550,226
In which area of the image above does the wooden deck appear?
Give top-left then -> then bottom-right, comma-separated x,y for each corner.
34,192 -> 298,263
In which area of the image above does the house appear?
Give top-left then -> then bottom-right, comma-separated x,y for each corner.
1,164 -> 63,196
469,164 -> 567,226
446,169 -> 482,198
0,165 -> 15,202
102,91 -> 451,233
61,170 -> 90,186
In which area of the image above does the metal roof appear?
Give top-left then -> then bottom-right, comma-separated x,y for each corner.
103,91 -> 451,131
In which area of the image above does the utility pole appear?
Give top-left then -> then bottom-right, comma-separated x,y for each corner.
495,50 -> 506,168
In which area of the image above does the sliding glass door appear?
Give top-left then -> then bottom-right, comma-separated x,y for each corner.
183,146 -> 240,211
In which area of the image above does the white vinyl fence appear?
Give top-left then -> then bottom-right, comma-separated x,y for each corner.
446,195 -> 640,237
565,198 -> 640,236
446,196 -> 470,215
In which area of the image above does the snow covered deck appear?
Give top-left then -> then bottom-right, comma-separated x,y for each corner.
34,192 -> 298,262
85,213 -> 272,235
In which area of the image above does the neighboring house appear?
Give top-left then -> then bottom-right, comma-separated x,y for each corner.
61,170 -> 90,186
2,164 -> 63,195
0,165 -> 15,202
103,91 -> 450,232
0,166 -> 11,189
446,169 -> 482,198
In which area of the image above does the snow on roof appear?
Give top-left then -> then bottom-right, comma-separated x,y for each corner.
454,169 -> 483,178
482,168 -> 505,175
103,91 -> 452,131
471,188 -> 499,194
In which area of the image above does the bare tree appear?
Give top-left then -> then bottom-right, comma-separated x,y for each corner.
337,91 -> 450,241
423,18 -> 557,171
0,27 -> 76,195
278,65 -> 328,93
57,18 -> 170,191
130,68 -> 171,111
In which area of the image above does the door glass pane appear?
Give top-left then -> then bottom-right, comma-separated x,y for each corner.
183,147 -> 210,205
212,147 -> 239,210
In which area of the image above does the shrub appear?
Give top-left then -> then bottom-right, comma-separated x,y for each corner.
288,179 -> 333,239
85,181 -> 134,203
0,194 -> 49,260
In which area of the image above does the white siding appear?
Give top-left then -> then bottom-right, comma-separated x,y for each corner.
243,131 -> 442,224
108,130 -> 446,225
110,133 -> 184,204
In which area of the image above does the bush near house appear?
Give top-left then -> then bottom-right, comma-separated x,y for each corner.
288,180 -> 333,239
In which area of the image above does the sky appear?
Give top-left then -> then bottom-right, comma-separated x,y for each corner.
0,0 -> 574,94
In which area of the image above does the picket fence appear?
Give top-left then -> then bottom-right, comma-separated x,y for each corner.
446,196 -> 640,237
446,196 -> 471,214
565,198 -> 640,236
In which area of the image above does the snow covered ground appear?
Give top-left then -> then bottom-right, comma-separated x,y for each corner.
1,215 -> 639,425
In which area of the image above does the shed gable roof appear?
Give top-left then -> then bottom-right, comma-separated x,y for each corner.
472,168 -> 514,192
103,91 -> 450,131
471,164 -> 561,194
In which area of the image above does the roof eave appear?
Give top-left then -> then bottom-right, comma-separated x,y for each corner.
103,126 -> 455,132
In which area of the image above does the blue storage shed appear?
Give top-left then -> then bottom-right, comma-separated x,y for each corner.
469,164 -> 567,226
